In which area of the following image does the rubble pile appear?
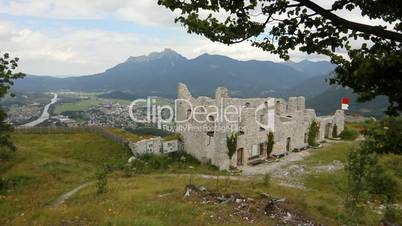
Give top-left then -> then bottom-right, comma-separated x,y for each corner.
184,185 -> 324,226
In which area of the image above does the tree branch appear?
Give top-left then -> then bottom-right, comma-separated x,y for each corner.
227,14 -> 273,44
295,0 -> 402,42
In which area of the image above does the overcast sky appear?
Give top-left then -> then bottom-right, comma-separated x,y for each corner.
0,0 -> 386,77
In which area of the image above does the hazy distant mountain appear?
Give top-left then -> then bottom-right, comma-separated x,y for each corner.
14,48 -> 335,98
281,73 -> 388,117
283,60 -> 336,78
280,74 -> 331,98
306,86 -> 388,117
13,48 -> 389,116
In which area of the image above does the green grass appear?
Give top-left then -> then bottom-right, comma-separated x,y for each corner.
1,134 -> 400,226
163,133 -> 181,141
304,141 -> 358,165
53,94 -> 173,115
282,142 -> 358,225
0,133 -> 131,225
107,128 -> 154,142
54,98 -> 104,114
54,97 -> 133,114
0,132 -> 224,226
22,175 -> 279,226
127,152 -> 221,175
297,141 -> 402,225
339,126 -> 360,140
345,121 -> 367,132
100,98 -> 133,105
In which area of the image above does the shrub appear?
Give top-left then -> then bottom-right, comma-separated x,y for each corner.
366,164 -> 398,202
266,132 -> 274,158
308,120 -> 319,147
332,124 -> 338,138
345,143 -> 400,219
122,163 -> 133,178
262,173 -> 271,187
0,145 -> 16,160
383,205 -> 402,225
226,133 -> 238,162
344,146 -> 377,212
167,151 -> 200,164
128,151 -> 205,174
96,165 -> 110,194
339,127 -> 359,141
163,133 -> 182,142
0,175 -> 35,195
362,116 -> 402,155
127,127 -> 173,137
0,177 -> 7,194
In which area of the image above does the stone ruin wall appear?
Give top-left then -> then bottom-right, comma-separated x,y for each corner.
176,83 -> 345,170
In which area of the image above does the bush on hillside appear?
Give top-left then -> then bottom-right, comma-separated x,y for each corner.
0,146 -> 16,160
127,127 -> 173,137
362,117 -> 402,155
163,133 -> 182,142
383,205 -> 402,225
128,151 -> 214,174
96,165 -> 110,194
332,124 -> 338,138
0,175 -> 35,195
340,127 -> 359,141
345,142 -> 400,221
308,121 -> 319,147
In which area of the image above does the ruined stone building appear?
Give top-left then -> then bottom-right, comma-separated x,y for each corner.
128,137 -> 180,155
176,83 -> 345,170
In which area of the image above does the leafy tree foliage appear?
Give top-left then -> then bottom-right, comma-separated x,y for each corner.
362,117 -> 402,155
344,120 -> 400,221
158,0 -> 402,114
345,146 -> 377,215
345,143 -> 398,219
0,52 -> 25,160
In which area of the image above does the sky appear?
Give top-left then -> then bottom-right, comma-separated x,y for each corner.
0,0 -> 388,77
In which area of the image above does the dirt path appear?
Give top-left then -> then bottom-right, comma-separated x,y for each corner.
159,142 -> 346,189
50,141 -> 346,207
240,140 -> 343,176
51,182 -> 93,208
238,140 -> 347,188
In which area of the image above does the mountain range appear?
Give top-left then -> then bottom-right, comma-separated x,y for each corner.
14,48 -> 388,116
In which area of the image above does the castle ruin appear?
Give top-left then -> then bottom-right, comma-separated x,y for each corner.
176,83 -> 344,170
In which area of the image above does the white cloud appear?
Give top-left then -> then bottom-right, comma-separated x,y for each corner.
0,0 -> 393,76
0,0 -> 179,26
1,0 -> 393,28
0,20 -> 330,76
0,21 -> 138,75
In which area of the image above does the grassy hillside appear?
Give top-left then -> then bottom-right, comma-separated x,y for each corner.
1,132 -> 400,225
0,133 -> 131,225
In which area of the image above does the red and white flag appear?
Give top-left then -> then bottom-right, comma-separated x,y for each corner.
341,98 -> 349,110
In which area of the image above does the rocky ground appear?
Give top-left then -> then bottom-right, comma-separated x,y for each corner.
184,184 -> 323,226
239,142 -> 345,189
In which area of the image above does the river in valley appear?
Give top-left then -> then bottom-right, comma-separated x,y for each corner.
19,93 -> 58,128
